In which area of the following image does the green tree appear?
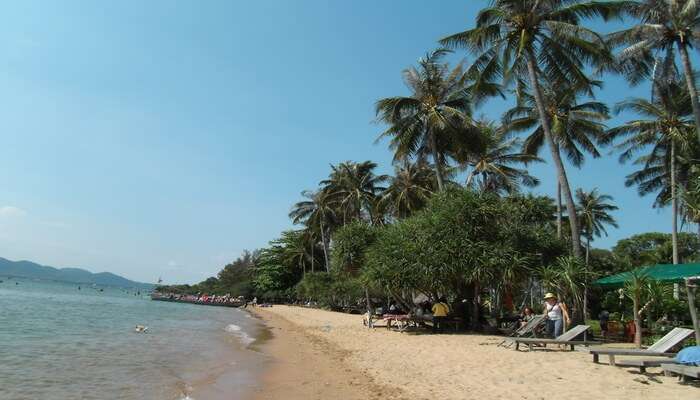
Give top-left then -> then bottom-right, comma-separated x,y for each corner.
606,76 -> 694,264
375,49 -> 491,191
609,0 -> 700,143
612,232 -> 700,266
504,84 -> 610,237
289,190 -> 336,269
624,271 -> 651,347
453,121 -> 542,195
576,188 -> 619,265
363,189 -> 565,328
321,161 -> 388,225
441,0 -> 622,258
381,161 -> 437,219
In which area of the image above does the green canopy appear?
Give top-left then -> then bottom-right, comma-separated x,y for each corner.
595,263 -> 700,288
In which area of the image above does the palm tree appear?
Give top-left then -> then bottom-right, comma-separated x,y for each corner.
289,190 -> 336,270
680,173 -> 700,240
624,271 -> 651,348
452,121 -> 542,195
381,161 -> 437,219
375,49 -> 494,191
609,0 -> 700,142
504,84 -> 609,233
576,188 -> 619,265
441,0 -> 622,258
321,161 -> 388,225
606,76 -> 694,264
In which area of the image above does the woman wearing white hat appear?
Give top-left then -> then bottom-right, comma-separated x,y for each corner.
543,293 -> 570,338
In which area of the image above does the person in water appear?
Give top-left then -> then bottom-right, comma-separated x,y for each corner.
543,293 -> 570,338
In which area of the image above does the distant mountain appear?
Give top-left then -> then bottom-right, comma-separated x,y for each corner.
0,257 -> 153,289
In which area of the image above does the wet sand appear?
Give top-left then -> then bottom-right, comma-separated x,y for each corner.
249,305 -> 698,400
248,307 -> 405,400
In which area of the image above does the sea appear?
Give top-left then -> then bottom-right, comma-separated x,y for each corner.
0,277 -> 267,400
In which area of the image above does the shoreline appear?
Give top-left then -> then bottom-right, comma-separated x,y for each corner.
247,307 -> 399,400
246,305 -> 698,400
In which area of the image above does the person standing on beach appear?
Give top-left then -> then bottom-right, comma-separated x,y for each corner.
543,293 -> 570,338
431,297 -> 450,334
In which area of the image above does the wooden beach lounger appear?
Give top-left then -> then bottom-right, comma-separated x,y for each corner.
512,325 -> 597,351
498,314 -> 545,347
588,327 -> 694,367
662,363 -> 700,382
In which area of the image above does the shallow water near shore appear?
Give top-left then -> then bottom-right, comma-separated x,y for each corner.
0,278 -> 265,400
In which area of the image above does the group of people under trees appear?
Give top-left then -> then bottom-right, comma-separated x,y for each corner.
375,292 -> 573,338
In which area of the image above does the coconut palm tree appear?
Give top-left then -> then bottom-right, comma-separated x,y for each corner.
606,76 -> 694,264
440,0 -> 622,258
504,84 -> 610,234
680,172 -> 700,240
452,121 -> 542,195
576,188 -> 619,265
609,0 -> 700,142
381,161 -> 438,219
289,190 -> 336,270
375,49 -> 494,191
321,161 -> 388,225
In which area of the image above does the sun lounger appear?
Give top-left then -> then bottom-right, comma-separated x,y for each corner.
662,363 -> 700,382
612,357 -> 679,373
588,327 -> 694,366
498,314 -> 545,347
512,325 -> 597,351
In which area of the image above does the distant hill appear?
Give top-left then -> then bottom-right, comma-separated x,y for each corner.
0,257 -> 153,289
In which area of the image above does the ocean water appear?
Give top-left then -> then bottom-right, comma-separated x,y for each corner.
0,278 -> 266,400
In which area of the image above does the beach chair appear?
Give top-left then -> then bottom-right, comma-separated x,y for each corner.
512,325 -> 597,351
588,327 -> 694,368
662,363 -> 700,382
498,314 -> 545,347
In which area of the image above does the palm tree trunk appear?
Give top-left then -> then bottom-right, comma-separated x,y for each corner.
672,140 -> 679,265
632,295 -> 642,348
320,221 -> 330,272
557,180 -> 562,239
311,238 -> 315,273
430,131 -> 445,191
525,54 -> 582,258
678,42 -> 700,144
585,236 -> 590,266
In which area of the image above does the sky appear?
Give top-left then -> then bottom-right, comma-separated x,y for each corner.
0,1 -> 694,284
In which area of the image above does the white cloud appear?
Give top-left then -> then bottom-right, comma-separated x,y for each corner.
0,206 -> 27,218
163,260 -> 184,271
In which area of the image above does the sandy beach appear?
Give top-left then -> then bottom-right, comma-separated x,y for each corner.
250,305 -> 698,400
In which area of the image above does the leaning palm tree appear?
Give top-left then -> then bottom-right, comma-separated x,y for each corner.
606,76 -> 694,264
375,49 -> 495,191
504,84 -> 610,235
452,121 -> 542,195
609,0 -> 700,142
440,0 -> 622,258
289,190 -> 336,270
381,161 -> 438,219
576,188 -> 619,265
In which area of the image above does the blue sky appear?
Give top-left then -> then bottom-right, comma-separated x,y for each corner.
0,1 -> 691,284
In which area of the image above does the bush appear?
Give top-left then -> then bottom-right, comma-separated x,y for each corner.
296,272 -> 364,308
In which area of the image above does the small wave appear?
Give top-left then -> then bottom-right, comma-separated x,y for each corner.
225,324 -> 255,346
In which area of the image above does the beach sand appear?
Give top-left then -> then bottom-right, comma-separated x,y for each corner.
250,305 -> 698,400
